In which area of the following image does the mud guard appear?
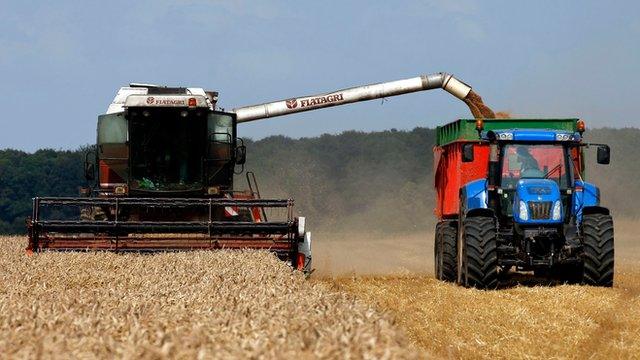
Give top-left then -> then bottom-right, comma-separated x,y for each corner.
297,232 -> 312,275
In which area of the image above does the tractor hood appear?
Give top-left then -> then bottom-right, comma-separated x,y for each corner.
512,179 -> 563,224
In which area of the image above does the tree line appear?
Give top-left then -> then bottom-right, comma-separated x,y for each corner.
0,127 -> 636,234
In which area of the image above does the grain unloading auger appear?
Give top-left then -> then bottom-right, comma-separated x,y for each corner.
27,72 -> 490,273
233,72 -> 493,122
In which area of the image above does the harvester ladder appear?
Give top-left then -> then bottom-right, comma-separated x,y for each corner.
246,171 -> 268,221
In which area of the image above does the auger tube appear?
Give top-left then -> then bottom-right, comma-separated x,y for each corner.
232,72 -> 486,123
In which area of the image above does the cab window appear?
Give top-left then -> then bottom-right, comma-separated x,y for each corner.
501,144 -> 569,189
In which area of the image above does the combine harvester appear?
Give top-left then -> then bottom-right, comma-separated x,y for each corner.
27,72 -> 486,272
433,118 -> 614,288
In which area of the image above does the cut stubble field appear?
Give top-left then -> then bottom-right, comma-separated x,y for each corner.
1,219 -> 638,359
317,219 -> 640,359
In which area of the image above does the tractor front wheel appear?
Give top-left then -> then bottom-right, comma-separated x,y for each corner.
582,213 -> 614,287
458,216 -> 499,289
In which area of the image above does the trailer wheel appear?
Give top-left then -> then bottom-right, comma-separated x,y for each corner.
582,214 -> 614,287
459,216 -> 498,289
435,221 -> 457,282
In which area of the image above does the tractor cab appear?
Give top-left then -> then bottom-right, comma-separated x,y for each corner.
473,127 -> 610,228
482,130 -> 580,226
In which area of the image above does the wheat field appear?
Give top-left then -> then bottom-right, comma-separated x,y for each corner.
331,270 -> 640,359
2,219 -> 638,359
320,220 -> 640,359
0,237 -> 416,359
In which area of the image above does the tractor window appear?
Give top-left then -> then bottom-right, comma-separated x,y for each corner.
501,144 -> 569,189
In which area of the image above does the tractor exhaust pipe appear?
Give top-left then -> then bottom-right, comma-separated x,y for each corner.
232,72 -> 494,122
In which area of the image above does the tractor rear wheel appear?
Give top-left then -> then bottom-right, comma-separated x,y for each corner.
459,216 -> 498,289
582,213 -> 614,287
434,221 -> 457,282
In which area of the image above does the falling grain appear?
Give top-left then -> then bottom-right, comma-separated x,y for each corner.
463,90 -> 496,119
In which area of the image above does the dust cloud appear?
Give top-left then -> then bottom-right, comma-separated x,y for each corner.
313,218 -> 639,277
313,232 -> 434,277
321,220 -> 640,358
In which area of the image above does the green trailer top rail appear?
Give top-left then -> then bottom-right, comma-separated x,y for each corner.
436,118 -> 579,146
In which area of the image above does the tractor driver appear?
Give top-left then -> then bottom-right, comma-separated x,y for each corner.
516,146 -> 544,178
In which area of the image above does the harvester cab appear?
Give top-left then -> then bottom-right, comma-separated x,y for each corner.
434,119 -> 614,288
95,86 -> 239,197
27,84 -> 312,273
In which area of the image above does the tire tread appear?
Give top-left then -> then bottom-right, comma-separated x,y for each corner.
435,221 -> 457,282
582,214 -> 614,287
462,216 -> 498,289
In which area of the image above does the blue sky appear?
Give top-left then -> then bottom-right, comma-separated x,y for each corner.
1,1 -> 638,151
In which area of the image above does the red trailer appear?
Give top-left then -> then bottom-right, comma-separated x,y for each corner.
434,141 -> 490,219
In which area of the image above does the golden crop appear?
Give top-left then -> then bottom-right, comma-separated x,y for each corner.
323,221 -> 640,359
0,237 -> 416,359
332,271 -> 640,359
3,219 -> 638,359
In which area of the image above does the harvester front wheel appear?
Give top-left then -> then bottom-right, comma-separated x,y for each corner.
435,221 -> 457,282
459,216 -> 498,289
582,213 -> 614,287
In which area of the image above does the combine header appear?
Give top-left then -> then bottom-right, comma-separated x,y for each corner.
27,72 -> 487,272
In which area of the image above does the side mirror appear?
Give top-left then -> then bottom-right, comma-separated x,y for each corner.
84,162 -> 95,181
84,151 -> 96,181
462,143 -> 475,163
597,145 -> 610,165
235,145 -> 247,165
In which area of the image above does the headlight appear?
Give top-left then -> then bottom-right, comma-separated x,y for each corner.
552,200 -> 562,220
555,133 -> 571,141
298,217 -> 306,237
499,132 -> 513,140
519,200 -> 529,221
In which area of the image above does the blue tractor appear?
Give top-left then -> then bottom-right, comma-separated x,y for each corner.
433,119 -> 614,288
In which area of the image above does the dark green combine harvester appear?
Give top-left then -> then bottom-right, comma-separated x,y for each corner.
27,85 -> 312,273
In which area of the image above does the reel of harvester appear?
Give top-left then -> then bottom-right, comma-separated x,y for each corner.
27,196 -> 310,272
